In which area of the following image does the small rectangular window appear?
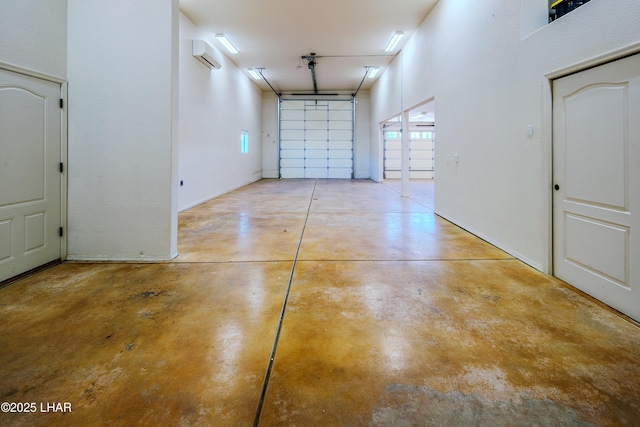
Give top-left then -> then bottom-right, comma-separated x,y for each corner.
241,130 -> 249,153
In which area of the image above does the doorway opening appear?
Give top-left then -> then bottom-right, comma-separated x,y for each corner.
380,100 -> 435,209
382,100 -> 435,180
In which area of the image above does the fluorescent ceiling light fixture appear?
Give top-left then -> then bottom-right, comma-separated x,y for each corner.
384,31 -> 405,52
215,33 -> 239,54
366,67 -> 380,78
247,68 -> 261,80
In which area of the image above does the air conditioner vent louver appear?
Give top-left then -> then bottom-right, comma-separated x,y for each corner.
192,40 -> 222,70
201,57 -> 216,68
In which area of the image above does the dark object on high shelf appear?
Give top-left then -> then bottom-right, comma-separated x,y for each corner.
549,0 -> 591,21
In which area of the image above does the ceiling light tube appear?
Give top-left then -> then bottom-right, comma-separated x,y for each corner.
367,67 -> 380,78
215,33 -> 239,54
247,68 -> 261,80
384,31 -> 405,52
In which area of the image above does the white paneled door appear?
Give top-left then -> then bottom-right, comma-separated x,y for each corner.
553,53 -> 640,321
280,99 -> 353,179
0,69 -> 62,282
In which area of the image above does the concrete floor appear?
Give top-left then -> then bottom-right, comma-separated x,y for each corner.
1,179 -> 639,426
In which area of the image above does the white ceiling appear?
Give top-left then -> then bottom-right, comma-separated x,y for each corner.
179,0 -> 438,94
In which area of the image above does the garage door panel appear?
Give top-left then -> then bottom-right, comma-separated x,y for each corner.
281,168 -> 305,178
329,158 -> 353,168
331,101 -> 353,110
281,100 -> 305,109
411,141 -> 433,150
306,129 -> 328,141
306,110 -> 328,121
306,149 -> 328,159
328,140 -> 352,150
306,121 -> 328,130
386,141 -> 401,150
306,141 -> 328,150
386,159 -> 401,169
280,129 -> 305,140
279,99 -> 353,179
328,169 -> 352,178
280,120 -> 305,130
328,130 -> 352,140
411,159 -> 433,169
281,110 -> 305,121
306,158 -> 328,168
280,141 -> 305,150
329,149 -> 352,159
384,128 -> 435,179
280,158 -> 305,168
329,121 -> 352,130
280,149 -> 305,159
305,168 -> 328,178
329,110 -> 352,121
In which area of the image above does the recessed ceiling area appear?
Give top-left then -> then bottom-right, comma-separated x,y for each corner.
179,0 -> 439,93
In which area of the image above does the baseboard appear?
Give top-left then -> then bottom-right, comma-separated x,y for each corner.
434,210 -> 545,273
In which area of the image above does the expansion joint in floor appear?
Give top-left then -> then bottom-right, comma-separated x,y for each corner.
253,179 -> 317,426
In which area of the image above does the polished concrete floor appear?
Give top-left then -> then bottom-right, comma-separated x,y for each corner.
1,179 -> 639,426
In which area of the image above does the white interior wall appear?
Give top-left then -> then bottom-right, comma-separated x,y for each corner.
369,55 -> 402,182
370,0 -> 640,272
178,12 -> 263,210
354,92 -> 371,179
520,0 -> 549,39
0,0 -> 67,79
67,0 -> 179,261
262,93 -> 280,179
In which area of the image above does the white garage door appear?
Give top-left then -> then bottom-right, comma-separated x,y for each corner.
280,99 -> 353,179
384,125 -> 435,179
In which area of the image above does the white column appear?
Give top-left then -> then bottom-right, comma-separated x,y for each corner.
401,109 -> 410,197
67,0 -> 179,261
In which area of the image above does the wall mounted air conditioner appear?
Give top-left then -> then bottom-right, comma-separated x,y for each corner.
192,40 -> 222,69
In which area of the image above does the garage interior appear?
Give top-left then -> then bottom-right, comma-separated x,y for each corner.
1,0 -> 640,425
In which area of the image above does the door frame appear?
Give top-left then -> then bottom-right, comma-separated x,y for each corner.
545,42 -> 640,277
0,61 -> 68,262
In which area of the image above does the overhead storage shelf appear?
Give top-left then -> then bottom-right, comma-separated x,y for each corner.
549,0 -> 591,22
